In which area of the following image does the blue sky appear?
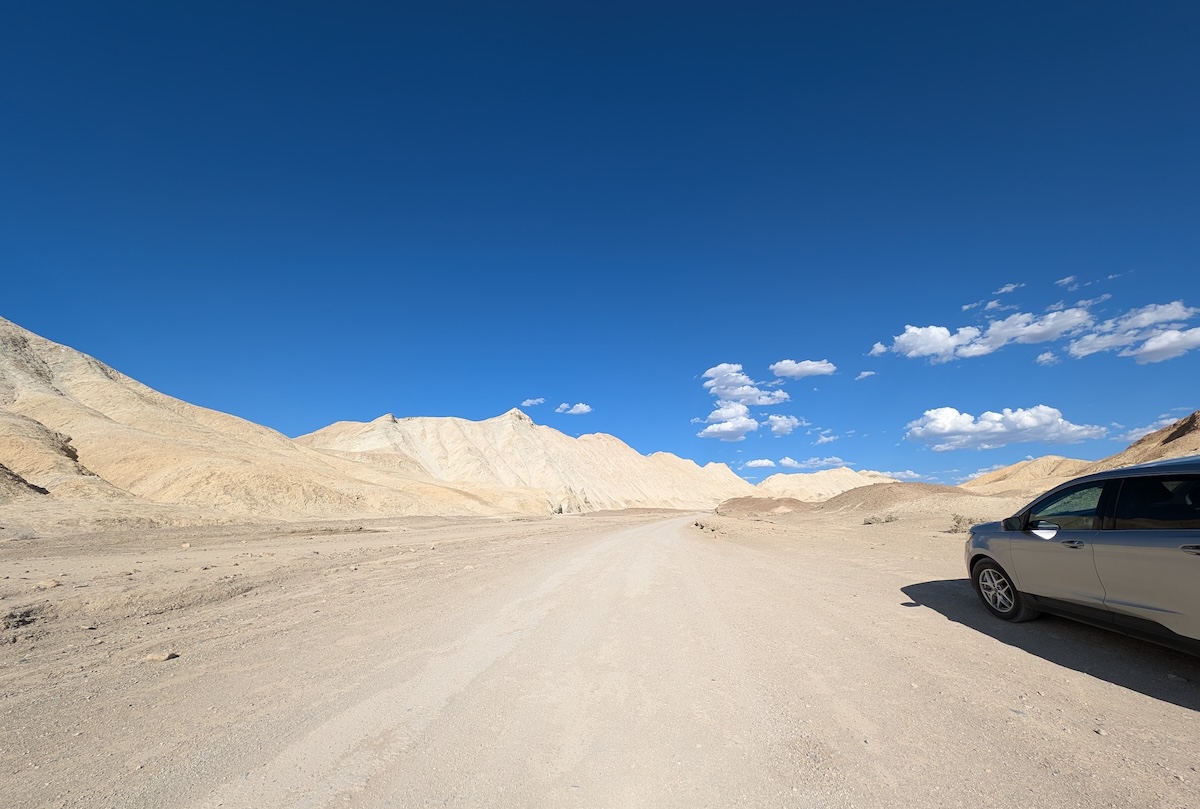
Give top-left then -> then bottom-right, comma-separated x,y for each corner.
3,2 -> 1198,483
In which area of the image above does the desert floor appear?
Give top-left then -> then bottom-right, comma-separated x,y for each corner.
2,510 -> 1198,808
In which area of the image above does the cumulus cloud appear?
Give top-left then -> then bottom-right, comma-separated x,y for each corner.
744,459 -> 777,468
905,405 -> 1107,451
1035,352 -> 1059,366
1068,301 -> 1200,361
697,417 -> 758,441
696,363 -> 791,441
869,299 -> 1199,363
1124,327 -> 1200,363
780,456 -> 847,469
889,325 -> 982,362
769,359 -> 837,379
766,414 -> 805,436
521,398 -> 545,407
556,402 -> 592,415
882,470 -> 923,480
855,371 -> 876,381
702,363 -> 789,406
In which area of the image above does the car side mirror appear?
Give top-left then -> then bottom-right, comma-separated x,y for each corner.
1001,516 -> 1022,532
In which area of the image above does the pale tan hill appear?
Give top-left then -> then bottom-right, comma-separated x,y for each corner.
1082,410 -> 1200,473
716,496 -> 812,518
755,467 -> 897,502
0,317 -> 543,523
814,481 -> 1026,522
297,410 -> 757,513
959,455 -> 1092,497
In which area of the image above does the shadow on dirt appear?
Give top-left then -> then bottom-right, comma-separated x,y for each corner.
902,578 -> 1200,712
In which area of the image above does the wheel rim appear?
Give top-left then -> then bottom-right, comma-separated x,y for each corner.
978,568 -> 1015,613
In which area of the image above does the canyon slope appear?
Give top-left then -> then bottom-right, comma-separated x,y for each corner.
0,317 -> 755,527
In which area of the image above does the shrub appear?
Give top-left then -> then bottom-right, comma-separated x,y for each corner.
863,513 -> 898,525
949,514 -> 983,533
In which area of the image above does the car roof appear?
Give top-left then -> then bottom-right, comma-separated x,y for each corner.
1112,454 -> 1200,475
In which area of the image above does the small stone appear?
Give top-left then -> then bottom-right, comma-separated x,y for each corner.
143,652 -> 179,662
37,579 -> 60,589
181,543 -> 190,549
1095,729 -> 1108,736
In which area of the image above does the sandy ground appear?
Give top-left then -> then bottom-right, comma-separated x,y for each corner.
3,509 -> 1198,808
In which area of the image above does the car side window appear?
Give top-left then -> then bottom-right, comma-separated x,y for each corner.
1114,476 -> 1200,530
1029,483 -> 1106,530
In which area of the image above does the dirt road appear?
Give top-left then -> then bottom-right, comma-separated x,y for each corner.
3,512 -> 1198,807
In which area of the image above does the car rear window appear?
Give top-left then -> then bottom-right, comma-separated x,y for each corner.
1113,476 -> 1200,530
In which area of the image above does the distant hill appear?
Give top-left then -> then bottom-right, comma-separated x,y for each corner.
755,467 -> 897,502
1082,411 -> 1200,472
959,410 -> 1200,498
959,455 -> 1092,497
0,317 -> 755,526
296,410 -> 756,513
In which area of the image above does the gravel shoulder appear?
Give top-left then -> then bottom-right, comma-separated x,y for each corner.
2,510 -> 1198,808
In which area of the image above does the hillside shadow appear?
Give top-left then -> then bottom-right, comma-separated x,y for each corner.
902,578 -> 1200,712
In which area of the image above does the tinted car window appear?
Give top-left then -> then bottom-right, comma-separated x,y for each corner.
1029,483 -> 1105,530
1114,476 -> 1200,530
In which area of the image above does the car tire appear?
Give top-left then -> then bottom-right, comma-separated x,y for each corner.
971,559 -> 1041,623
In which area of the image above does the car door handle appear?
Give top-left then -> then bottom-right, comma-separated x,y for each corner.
1060,540 -> 1085,549
1181,545 -> 1200,556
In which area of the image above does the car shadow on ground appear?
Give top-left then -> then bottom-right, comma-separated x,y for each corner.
902,578 -> 1200,712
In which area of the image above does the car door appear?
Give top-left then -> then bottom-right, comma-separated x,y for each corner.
1091,475 -> 1200,641
1007,480 -> 1108,609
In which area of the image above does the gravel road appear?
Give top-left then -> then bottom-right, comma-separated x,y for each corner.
3,512 -> 1198,807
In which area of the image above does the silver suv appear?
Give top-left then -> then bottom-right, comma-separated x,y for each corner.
965,455 -> 1200,655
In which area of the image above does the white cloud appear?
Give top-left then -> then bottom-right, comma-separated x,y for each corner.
880,306 -> 1096,362
993,283 -> 1024,294
556,402 -> 592,415
855,371 -> 876,381
706,400 -> 751,423
1035,351 -> 1059,366
1123,327 -> 1200,363
882,470 -> 923,480
890,324 -> 982,362
868,342 -> 888,357
697,363 -> 794,442
956,308 -> 1093,358
1056,275 -> 1078,289
961,302 -> 981,312
1068,301 -> 1200,360
766,414 -> 805,436
769,359 -> 837,379
984,300 -> 1003,311
780,456 -> 848,469
521,397 -> 545,407
744,459 -> 777,468
905,405 -> 1107,451
697,417 -> 758,441
702,363 -> 789,405
814,433 -> 839,445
